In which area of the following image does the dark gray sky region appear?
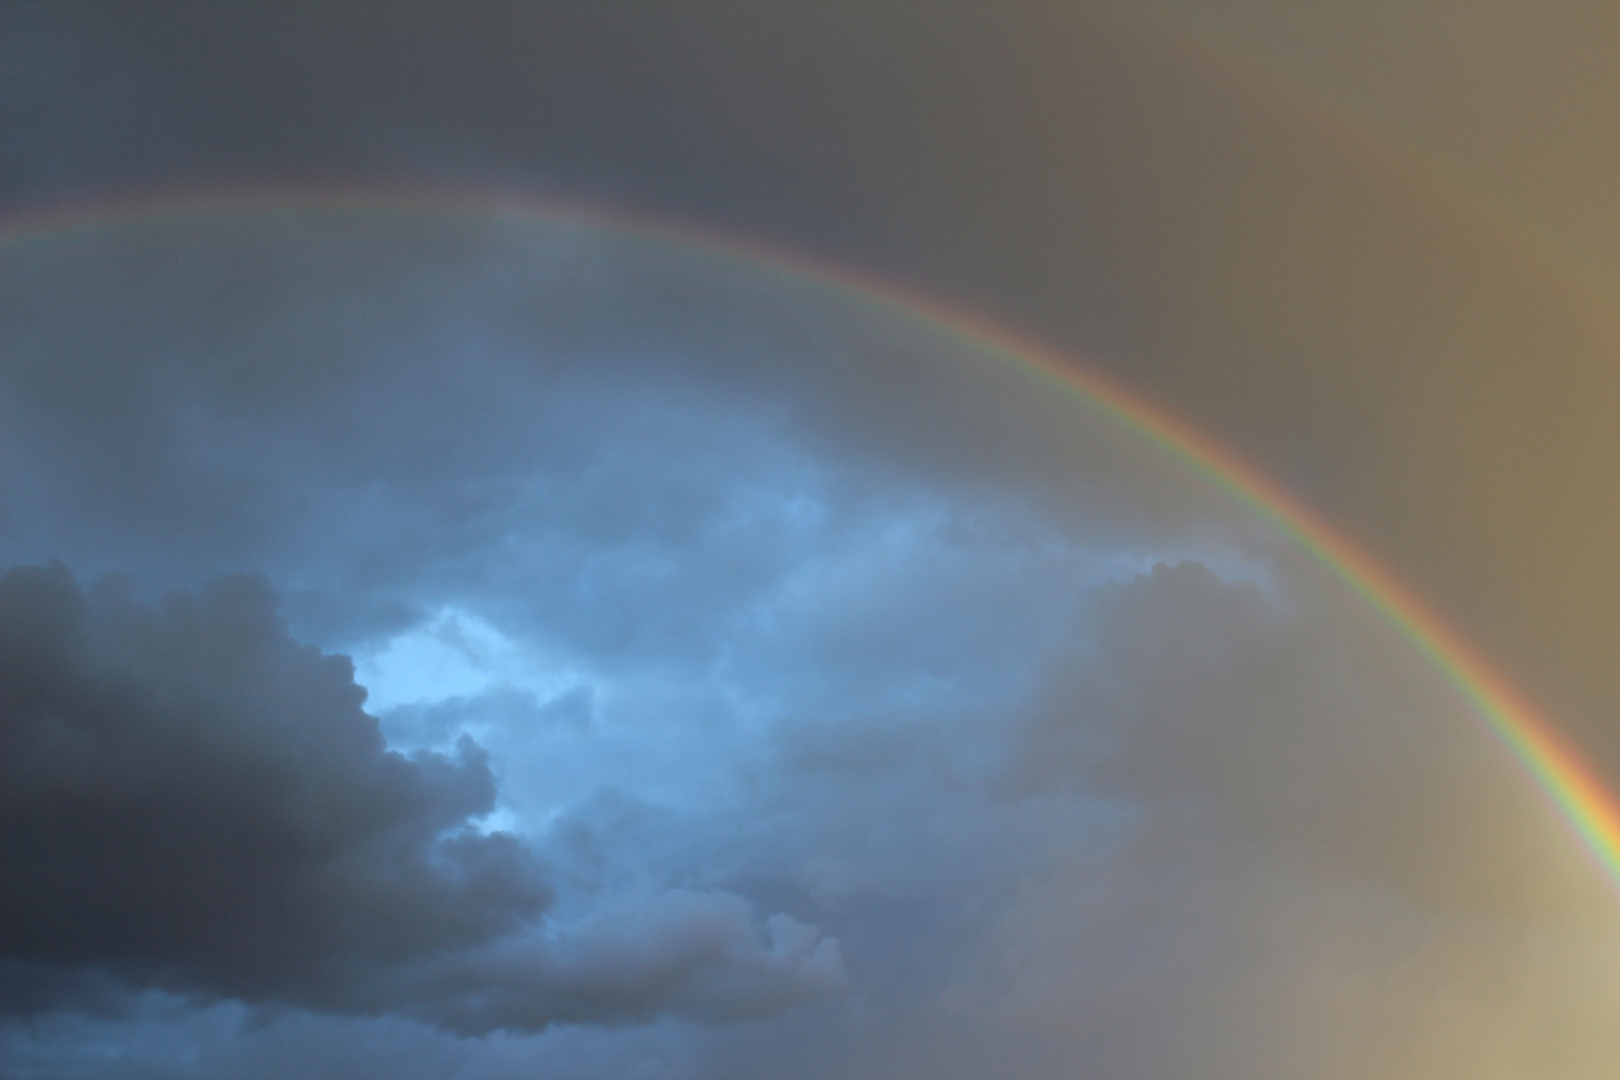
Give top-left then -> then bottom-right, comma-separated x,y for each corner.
5,5 -> 1620,1079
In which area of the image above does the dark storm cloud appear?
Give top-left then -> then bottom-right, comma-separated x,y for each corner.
0,561 -> 546,1014
0,563 -> 844,1033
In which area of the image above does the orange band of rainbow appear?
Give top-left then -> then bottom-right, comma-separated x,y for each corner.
5,187 -> 1617,891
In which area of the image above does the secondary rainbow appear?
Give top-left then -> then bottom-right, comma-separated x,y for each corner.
6,186 -> 1620,891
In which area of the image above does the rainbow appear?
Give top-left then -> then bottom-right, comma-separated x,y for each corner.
4,186 -> 1619,890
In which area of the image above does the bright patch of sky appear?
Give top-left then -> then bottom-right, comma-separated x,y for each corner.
355,605 -> 584,714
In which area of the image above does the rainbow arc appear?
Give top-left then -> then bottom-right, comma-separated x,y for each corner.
5,187 -> 1618,891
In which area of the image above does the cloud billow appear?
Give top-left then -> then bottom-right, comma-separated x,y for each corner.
0,562 -> 844,1032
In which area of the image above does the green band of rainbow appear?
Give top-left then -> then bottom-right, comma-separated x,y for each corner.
5,186 -> 1618,890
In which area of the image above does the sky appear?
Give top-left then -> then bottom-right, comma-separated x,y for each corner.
3,4 -> 1620,1078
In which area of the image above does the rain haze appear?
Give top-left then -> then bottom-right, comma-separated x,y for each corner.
4,5 -> 1620,1079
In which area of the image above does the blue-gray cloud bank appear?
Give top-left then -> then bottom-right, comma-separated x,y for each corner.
1,218 -> 1616,1080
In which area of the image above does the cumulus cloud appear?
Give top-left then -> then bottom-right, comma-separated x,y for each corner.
0,562 -> 844,1034
0,562 -> 540,1010
392,893 -> 845,1034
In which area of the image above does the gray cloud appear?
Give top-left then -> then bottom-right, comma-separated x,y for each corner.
0,149 -> 1614,1073
3,477 -> 1615,1078
0,561 -> 545,1014
0,216 -> 1209,664
0,562 -> 844,1036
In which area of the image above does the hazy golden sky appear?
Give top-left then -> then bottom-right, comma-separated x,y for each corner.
1113,3 -> 1620,773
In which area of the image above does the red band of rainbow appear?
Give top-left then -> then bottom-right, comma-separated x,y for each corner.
5,186 -> 1616,891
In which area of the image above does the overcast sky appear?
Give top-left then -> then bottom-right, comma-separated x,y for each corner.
4,5 -> 1620,1078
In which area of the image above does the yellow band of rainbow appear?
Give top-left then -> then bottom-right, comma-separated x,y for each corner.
5,186 -> 1617,892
